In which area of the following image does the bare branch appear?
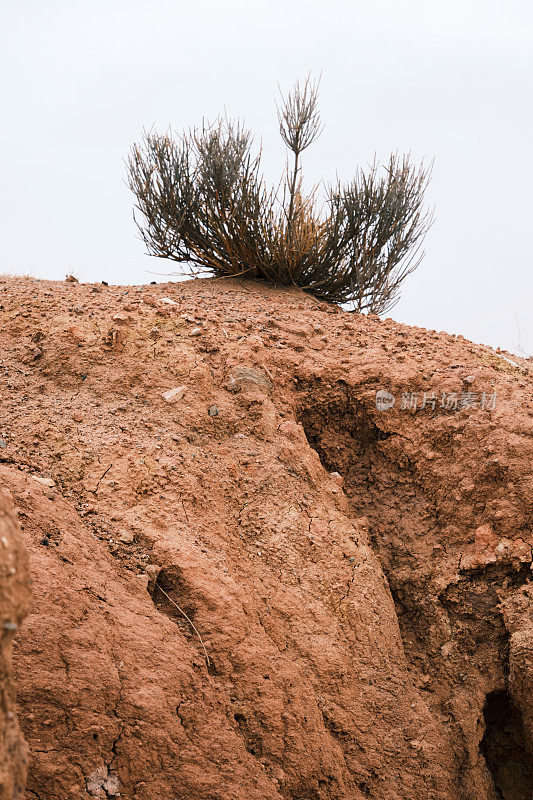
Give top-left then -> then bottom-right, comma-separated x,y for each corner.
276,74 -> 324,155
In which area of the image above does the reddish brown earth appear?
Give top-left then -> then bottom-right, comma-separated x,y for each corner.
0,273 -> 532,800
0,491 -> 31,799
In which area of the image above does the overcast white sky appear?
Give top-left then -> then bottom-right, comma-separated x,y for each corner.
1,0 -> 532,354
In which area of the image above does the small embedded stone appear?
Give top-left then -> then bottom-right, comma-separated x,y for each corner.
162,386 -> 187,403
33,476 -> 56,488
145,564 -> 160,580
228,366 -> 272,391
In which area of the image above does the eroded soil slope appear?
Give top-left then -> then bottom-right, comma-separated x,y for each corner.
0,490 -> 31,799
0,274 -> 532,800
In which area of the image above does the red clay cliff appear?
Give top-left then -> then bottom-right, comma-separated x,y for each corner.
0,274 -> 531,800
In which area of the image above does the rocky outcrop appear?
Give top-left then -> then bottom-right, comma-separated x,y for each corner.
0,274 -> 531,799
0,491 -> 31,799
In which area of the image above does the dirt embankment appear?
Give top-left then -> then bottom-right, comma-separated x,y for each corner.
0,274 -> 532,800
0,490 -> 31,800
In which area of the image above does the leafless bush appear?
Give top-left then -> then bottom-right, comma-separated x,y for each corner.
127,77 -> 432,313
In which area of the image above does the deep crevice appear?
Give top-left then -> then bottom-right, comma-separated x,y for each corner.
480,690 -> 533,800
297,387 -> 533,797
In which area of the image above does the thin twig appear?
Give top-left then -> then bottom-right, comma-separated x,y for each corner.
154,581 -> 211,667
90,464 -> 113,494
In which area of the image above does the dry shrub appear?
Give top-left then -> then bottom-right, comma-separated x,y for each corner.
127,77 -> 432,313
